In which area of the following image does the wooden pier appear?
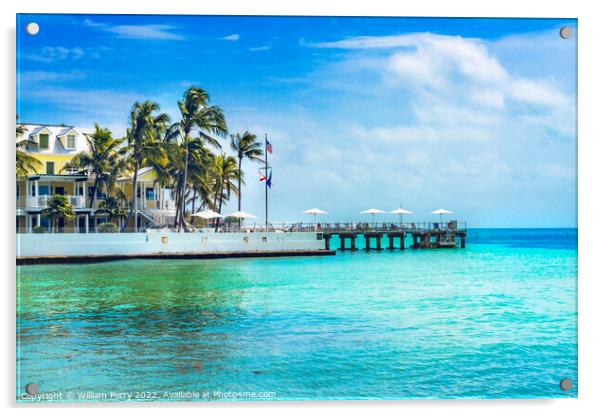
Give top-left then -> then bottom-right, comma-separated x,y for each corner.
318,222 -> 467,251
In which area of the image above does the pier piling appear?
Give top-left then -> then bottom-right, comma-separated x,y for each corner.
364,232 -> 383,251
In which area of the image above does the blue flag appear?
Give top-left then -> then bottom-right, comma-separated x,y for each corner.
266,172 -> 272,188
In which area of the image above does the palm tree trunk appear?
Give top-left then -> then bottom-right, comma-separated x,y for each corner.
173,177 -> 182,228
178,135 -> 190,232
238,157 -> 242,229
88,176 -> 99,209
122,161 -> 139,232
215,184 -> 224,232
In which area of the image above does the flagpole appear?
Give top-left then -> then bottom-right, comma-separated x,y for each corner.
265,133 -> 269,231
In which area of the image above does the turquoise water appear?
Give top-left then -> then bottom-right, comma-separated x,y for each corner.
16,228 -> 577,401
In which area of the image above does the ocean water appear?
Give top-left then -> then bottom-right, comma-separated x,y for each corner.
16,228 -> 577,401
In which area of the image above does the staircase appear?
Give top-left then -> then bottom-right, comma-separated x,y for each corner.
137,209 -> 162,228
439,231 -> 457,248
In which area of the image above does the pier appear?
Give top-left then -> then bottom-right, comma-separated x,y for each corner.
314,222 -> 467,251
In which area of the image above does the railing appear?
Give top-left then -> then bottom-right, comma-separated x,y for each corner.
299,221 -> 468,233
188,221 -> 467,234
135,199 -> 176,211
25,195 -> 85,209
163,199 -> 176,210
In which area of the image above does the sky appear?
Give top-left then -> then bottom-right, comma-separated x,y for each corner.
16,14 -> 577,227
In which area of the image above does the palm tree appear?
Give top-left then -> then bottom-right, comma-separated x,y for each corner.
165,87 -> 228,231
230,132 -> 263,225
97,196 -> 128,229
210,153 -> 240,229
153,134 -> 214,225
42,195 -> 74,233
62,124 -> 125,208
16,123 -> 42,176
179,138 -> 216,217
122,101 -> 169,232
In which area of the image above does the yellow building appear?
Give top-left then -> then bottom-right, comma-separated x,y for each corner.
16,124 -> 176,233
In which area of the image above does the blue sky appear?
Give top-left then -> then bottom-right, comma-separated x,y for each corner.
16,15 -> 577,227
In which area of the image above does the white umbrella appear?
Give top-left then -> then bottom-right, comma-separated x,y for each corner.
361,208 -> 385,227
226,210 -> 258,219
390,208 -> 413,224
302,208 -> 328,227
431,208 -> 453,225
302,208 -> 328,215
191,209 -> 224,219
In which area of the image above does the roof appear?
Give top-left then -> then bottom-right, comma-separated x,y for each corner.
118,166 -> 155,181
56,127 -> 79,137
17,124 -> 94,137
27,174 -> 89,181
29,126 -> 49,135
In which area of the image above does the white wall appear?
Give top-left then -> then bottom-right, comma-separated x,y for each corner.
17,231 -> 326,258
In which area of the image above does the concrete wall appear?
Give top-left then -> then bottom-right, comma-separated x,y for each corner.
17,231 -> 326,258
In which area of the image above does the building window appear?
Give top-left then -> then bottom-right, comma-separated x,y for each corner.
146,187 -> 155,201
67,134 -> 76,148
46,162 -> 55,175
39,185 -> 50,196
87,186 -> 106,199
39,133 -> 49,149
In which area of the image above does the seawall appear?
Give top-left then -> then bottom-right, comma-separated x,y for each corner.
16,231 -> 332,264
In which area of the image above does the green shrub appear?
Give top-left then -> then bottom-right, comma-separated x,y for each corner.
97,223 -> 118,233
32,225 -> 46,234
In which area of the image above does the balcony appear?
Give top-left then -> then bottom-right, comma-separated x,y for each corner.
139,199 -> 176,211
26,195 -> 86,209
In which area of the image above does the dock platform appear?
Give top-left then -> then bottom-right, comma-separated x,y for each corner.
315,222 -> 467,251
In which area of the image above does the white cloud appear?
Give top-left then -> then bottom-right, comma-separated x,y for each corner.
468,88 -> 505,109
21,46 -> 85,63
311,32 -> 571,112
508,78 -> 569,108
18,70 -> 86,83
249,46 -> 271,52
221,34 -> 240,42
83,19 -> 184,40
20,86 -> 142,136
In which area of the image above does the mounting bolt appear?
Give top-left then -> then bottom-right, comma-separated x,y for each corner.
25,383 -> 39,395
26,22 -> 40,36
559,27 -> 572,39
559,378 -> 573,391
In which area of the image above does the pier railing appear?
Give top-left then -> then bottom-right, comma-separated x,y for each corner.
188,221 -> 467,234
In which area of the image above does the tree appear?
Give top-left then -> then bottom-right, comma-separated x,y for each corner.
210,153 -> 240,229
165,87 -> 228,231
122,101 -> 169,232
16,123 -> 42,176
230,131 -> 263,225
97,196 -> 128,229
62,124 -> 125,208
42,195 -> 74,233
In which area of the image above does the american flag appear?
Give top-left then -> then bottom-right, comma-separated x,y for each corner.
266,140 -> 273,154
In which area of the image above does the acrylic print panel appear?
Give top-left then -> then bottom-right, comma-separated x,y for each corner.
16,14 -> 577,402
